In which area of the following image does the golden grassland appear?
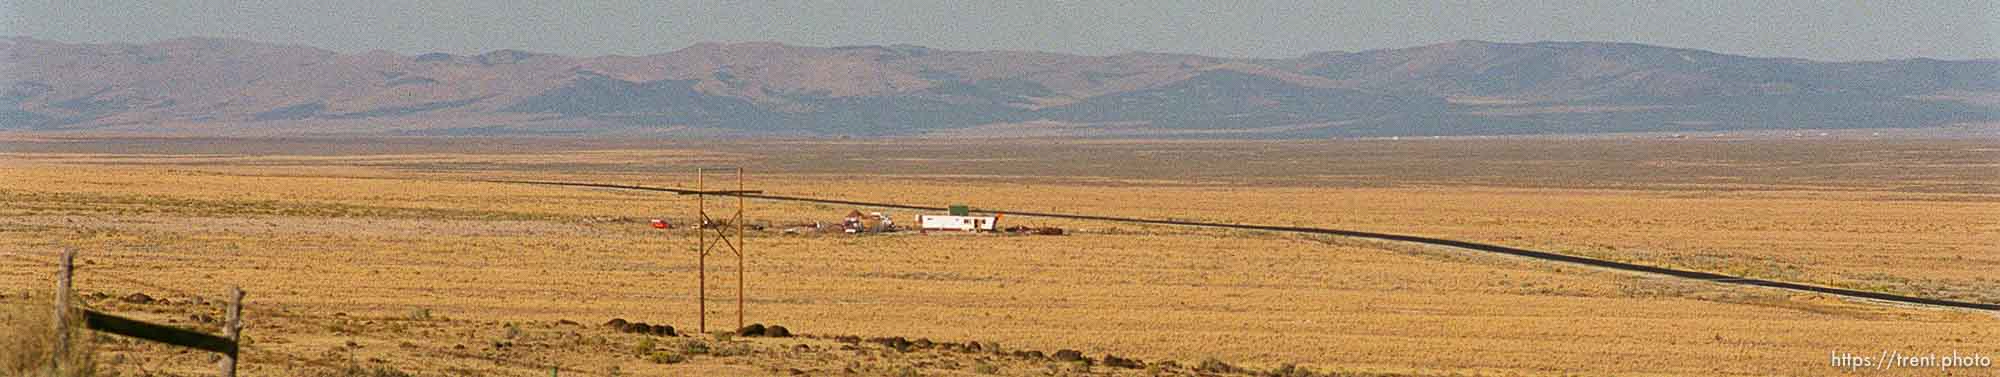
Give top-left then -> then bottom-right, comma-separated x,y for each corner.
0,137 -> 1996,376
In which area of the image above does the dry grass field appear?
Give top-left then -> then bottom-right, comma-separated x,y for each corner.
1,137 -> 1996,376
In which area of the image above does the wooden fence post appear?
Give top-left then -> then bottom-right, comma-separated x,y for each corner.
52,248 -> 75,376
220,286 -> 244,377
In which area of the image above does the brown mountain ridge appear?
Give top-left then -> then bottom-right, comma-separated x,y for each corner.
3,36 -> 1994,137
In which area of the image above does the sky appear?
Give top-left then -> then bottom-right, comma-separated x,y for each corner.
3,1 -> 1996,62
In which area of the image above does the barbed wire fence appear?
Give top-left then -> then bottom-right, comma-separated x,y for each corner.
4,250 -> 608,377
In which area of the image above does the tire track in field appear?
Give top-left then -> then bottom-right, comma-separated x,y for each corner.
489,179 -> 2000,312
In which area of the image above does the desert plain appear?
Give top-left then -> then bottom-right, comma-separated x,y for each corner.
1,137 -> 1996,376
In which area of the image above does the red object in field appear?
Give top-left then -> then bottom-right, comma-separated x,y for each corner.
651,219 -> 669,229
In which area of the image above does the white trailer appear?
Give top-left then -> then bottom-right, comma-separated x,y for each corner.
916,214 -> 998,232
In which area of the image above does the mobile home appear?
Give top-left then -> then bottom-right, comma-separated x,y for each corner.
916,214 -> 999,232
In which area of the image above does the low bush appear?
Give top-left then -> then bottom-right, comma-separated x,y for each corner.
712,343 -> 753,357
1,295 -> 97,377
309,364 -> 415,377
1198,358 -> 1240,374
682,340 -> 711,355
631,338 -> 656,356
646,351 -> 686,364
973,361 -> 1000,374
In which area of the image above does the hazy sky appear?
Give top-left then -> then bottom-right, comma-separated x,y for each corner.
4,1 -> 1996,61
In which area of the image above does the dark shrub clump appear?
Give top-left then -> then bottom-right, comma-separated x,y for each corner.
736,323 -> 766,337
762,325 -> 791,337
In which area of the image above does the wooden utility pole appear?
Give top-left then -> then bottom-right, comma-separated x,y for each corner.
53,248 -> 74,375
735,168 -> 746,331
688,167 -> 756,334
696,168 -> 707,334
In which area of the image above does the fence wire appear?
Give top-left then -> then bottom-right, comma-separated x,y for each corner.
6,250 -> 598,377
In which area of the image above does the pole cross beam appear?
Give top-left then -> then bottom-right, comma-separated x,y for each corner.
678,190 -> 764,195
694,213 -> 743,256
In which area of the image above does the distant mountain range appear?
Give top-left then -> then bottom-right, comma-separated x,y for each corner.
3,37 -> 1995,137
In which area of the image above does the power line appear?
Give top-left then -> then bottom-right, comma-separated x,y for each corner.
486,179 -> 2000,312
